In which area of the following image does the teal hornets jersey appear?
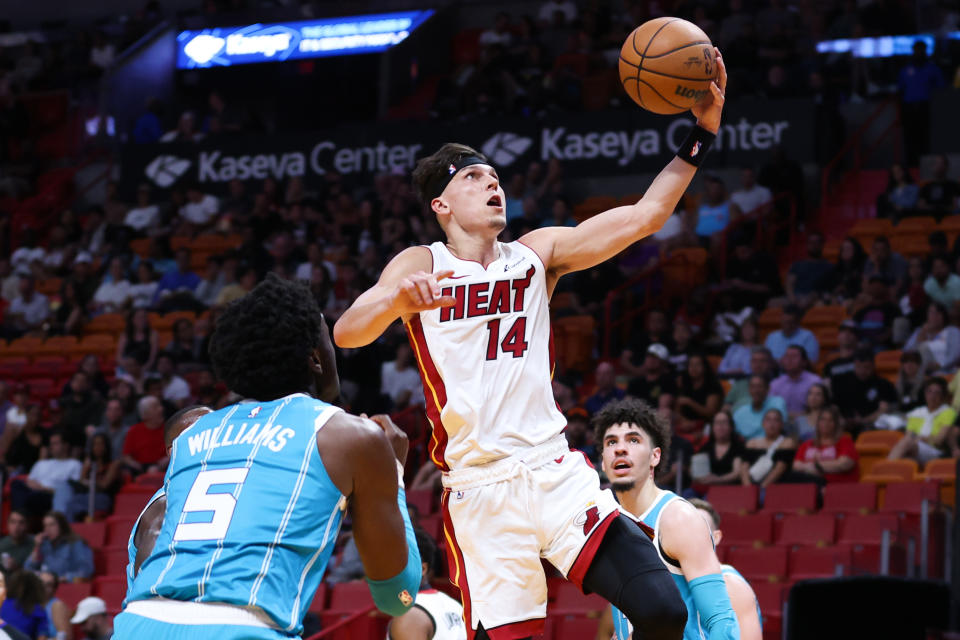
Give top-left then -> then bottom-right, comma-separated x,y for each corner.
613,490 -> 705,640
125,488 -> 165,599
721,564 -> 762,631
128,394 -> 346,635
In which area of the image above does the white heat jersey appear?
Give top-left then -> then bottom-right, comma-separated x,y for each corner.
387,589 -> 467,640
405,241 -> 565,470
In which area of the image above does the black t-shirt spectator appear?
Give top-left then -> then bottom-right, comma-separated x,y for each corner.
677,377 -> 725,420
853,302 -> 901,347
709,437 -> 746,476
788,258 -> 834,296
823,355 -> 855,387
725,250 -> 782,309
627,374 -> 677,407
833,373 -> 898,418
919,179 -> 960,214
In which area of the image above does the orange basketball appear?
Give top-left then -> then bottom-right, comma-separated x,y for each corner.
618,17 -> 716,115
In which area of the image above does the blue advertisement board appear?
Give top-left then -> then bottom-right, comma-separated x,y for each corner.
176,10 -> 434,68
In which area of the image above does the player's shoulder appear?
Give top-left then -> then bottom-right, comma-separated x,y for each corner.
659,494 -> 709,532
386,245 -> 434,273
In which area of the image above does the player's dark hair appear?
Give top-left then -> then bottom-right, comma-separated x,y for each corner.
209,273 -> 323,400
415,528 -> 440,577
412,143 -> 489,205
592,397 -> 671,469
688,498 -> 721,529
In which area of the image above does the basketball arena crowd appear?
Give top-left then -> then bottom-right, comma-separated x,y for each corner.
0,0 -> 959,637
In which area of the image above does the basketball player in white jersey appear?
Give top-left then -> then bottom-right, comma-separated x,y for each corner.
389,529 -> 467,640
336,51 -> 727,640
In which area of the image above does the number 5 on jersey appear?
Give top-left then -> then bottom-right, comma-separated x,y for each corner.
174,468 -> 250,542
486,317 -> 529,360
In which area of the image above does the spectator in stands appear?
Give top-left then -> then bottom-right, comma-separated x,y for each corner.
179,185 -> 219,231
164,319 -> 204,371
898,39 -> 944,164
793,383 -> 830,442
722,239 -> 782,312
620,308 -> 672,377
10,431 -> 81,519
733,373 -> 787,440
160,110 -> 204,143
668,319 -> 696,375
3,386 -> 29,437
48,279 -> 84,337
92,398 -> 129,459
831,236 -> 867,301
194,257 -> 224,307
626,343 -> 676,410
380,343 -> 424,410
5,274 -> 50,337
823,321 -> 858,387
215,265 -> 257,307
128,261 -> 159,309
833,349 -> 897,434
480,11 -> 514,47
538,0 -> 576,24
901,256 -> 930,328
694,175 -> 741,248
0,570 -> 49,639
25,512 -> 93,581
0,511 -> 34,574
918,154 -> 960,219
896,350 -> 926,412
0,382 -> 11,439
563,408 -> 597,463
725,347 -> 776,411
889,377 -> 960,463
65,432 -> 120,522
70,596 -> 112,639
57,371 -> 104,448
740,408 -> 796,488
791,405 -> 859,483
770,345 -> 823,418
764,305 -> 819,363
675,353 -> 724,441
116,308 -> 158,371
124,184 -> 161,234
718,316 -> 760,379
924,255 -> 960,308
92,257 -> 131,314
585,362 -> 625,415
758,145 -> 805,217
851,275 -> 900,349
784,231 -> 833,309
154,353 -> 190,408
153,248 -> 201,309
2,405 -> 44,476
863,236 -> 908,295
877,164 -> 918,221
695,410 -> 746,489
0,260 -> 19,304
905,302 -> 960,373
121,396 -> 167,474
730,167 -> 773,218
89,31 -> 116,71
37,572 -> 69,640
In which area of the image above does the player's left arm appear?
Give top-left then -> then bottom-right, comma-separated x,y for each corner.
133,497 -> 166,575
660,501 -> 740,640
724,573 -> 762,640
387,606 -> 434,640
520,50 -> 726,281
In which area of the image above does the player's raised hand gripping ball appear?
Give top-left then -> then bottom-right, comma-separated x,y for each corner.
619,17 -> 717,114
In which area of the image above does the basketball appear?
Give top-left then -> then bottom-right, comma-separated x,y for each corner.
619,17 -> 716,115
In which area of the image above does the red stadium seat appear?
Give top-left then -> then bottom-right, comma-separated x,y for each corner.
418,513 -> 443,541
307,583 -> 328,614
727,546 -> 788,583
762,484 -> 818,515
405,489 -> 435,516
112,491 -> 153,518
718,513 -> 773,548
93,576 -> 127,611
706,485 -> 759,515
72,521 -> 106,549
551,581 -> 607,615
776,514 -> 836,547
55,582 -> 92,611
321,581 -> 385,640
787,546 -> 852,580
98,547 -> 129,576
105,517 -> 136,548
135,472 -> 165,489
752,582 -> 783,636
554,615 -> 599,638
881,482 -> 939,514
822,483 -> 877,515
836,513 -> 900,545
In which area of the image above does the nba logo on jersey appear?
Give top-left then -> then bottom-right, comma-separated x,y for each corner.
690,141 -> 701,157
399,590 -> 414,607
247,406 -> 261,418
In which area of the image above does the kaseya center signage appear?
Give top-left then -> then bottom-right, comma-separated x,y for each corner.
125,99 -> 813,193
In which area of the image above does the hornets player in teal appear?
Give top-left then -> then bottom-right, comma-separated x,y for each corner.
594,398 -> 740,640
116,274 -> 421,639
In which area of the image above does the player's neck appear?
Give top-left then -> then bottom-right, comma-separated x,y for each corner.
616,474 -> 660,518
445,227 -> 500,268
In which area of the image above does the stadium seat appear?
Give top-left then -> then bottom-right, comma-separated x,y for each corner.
881,481 -> 939,514
405,489 -> 435,516
554,616 -> 599,638
752,582 -> 783,636
5,337 -> 44,358
93,576 -> 127,611
661,248 -> 708,290
97,547 -> 129,576
707,485 -> 759,515
418,513 -> 443,540
836,513 -> 900,545
552,581 -> 607,615
72,521 -> 106,548
78,334 -> 117,358
718,512 -> 773,548
55,582 -> 92,611
822,483 -> 877,515
776,514 -> 836,547
923,459 -> 956,506
727,546 -> 788,583
849,218 -> 893,247
800,304 -> 845,329
321,581 -> 385,640
895,216 -> 936,232
874,350 -> 902,377
787,546 -> 853,580
939,215 -> 960,244
112,491 -> 154,518
758,307 -> 783,338
865,459 -> 919,483
307,583 -> 328,614
763,484 -> 818,515
84,314 -> 125,335
105,517 -> 136,547
135,471 -> 165,489
855,430 -> 904,476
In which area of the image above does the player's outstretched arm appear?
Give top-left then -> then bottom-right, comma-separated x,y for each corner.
317,413 -> 420,616
333,246 -> 455,348
724,572 -> 762,640
660,500 -> 741,640
520,49 -> 727,280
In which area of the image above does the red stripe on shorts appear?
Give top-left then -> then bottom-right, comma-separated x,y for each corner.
441,489 -> 474,639
483,618 -> 545,639
565,510 -> 619,589
405,315 -> 450,471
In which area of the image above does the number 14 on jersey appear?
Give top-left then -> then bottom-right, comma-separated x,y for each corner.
485,317 -> 529,360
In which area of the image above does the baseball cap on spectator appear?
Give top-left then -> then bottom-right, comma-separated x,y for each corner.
70,596 -> 106,624
647,343 -> 670,361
